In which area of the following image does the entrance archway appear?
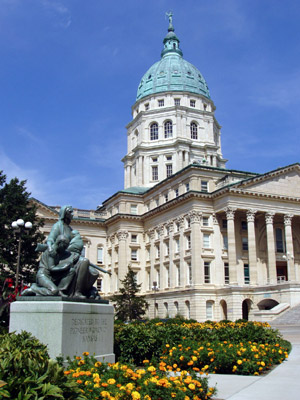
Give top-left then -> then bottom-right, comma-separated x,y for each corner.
220,300 -> 228,320
242,299 -> 252,320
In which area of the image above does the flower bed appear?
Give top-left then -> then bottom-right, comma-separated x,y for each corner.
114,319 -> 291,374
65,353 -> 216,400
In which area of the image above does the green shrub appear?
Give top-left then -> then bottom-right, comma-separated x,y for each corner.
0,330 -> 85,399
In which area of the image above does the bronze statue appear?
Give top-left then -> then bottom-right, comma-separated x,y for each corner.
22,205 -> 110,299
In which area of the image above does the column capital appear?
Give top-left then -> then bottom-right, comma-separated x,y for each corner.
188,210 -> 202,224
148,229 -> 155,240
265,212 -> 275,225
246,209 -> 257,223
212,213 -> 219,225
225,207 -> 236,220
117,230 -> 128,241
166,220 -> 174,233
284,214 -> 294,226
109,234 -> 116,244
175,216 -> 185,228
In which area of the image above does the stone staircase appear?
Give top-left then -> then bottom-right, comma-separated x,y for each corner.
271,303 -> 300,325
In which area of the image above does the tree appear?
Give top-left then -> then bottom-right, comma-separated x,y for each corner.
0,171 -> 45,287
111,267 -> 148,322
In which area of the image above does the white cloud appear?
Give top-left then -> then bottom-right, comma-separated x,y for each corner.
40,0 -> 71,29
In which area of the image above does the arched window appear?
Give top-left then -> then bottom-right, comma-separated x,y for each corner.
164,121 -> 173,138
185,301 -> 190,319
190,122 -> 198,139
206,300 -> 214,320
150,123 -> 158,140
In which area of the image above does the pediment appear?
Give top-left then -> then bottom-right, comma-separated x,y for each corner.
236,165 -> 300,198
30,198 -> 58,218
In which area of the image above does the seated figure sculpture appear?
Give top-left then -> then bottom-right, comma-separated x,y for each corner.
22,205 -> 109,299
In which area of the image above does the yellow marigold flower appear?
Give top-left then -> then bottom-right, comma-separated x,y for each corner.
191,356 -> 197,361
188,383 -> 195,390
101,391 -> 110,398
171,393 -> 176,398
237,360 -> 242,365
108,378 -> 116,385
82,351 -> 89,356
232,366 -> 237,372
94,383 -> 100,388
126,383 -> 134,391
144,396 -> 151,400
166,344 -> 170,347
84,381 -> 91,386
95,361 -> 102,367
260,361 -> 265,367
147,366 -> 156,372
131,391 -> 141,400
180,356 -> 185,361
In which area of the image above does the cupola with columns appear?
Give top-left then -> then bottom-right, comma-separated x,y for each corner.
122,13 -> 227,190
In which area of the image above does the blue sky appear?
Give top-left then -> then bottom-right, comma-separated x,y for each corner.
1,0 -> 300,209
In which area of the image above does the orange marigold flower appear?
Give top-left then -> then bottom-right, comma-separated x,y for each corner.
82,351 -> 89,356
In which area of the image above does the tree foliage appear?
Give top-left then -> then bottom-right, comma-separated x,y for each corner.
0,170 -> 45,286
111,267 -> 148,322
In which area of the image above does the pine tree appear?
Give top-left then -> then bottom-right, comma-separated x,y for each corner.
111,267 -> 148,322
0,171 -> 45,286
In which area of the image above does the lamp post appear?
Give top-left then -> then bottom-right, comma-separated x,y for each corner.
11,219 -> 33,288
152,281 -> 158,318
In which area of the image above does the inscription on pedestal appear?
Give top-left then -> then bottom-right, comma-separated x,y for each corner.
70,317 -> 108,343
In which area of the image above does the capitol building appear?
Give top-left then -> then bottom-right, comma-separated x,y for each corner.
35,18 -> 300,321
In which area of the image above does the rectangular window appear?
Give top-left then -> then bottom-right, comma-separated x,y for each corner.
164,193 -> 168,202
165,242 -> 169,256
97,278 -> 102,291
97,247 -> 103,263
187,263 -> 192,285
176,265 -> 181,286
174,98 -> 180,106
145,103 -> 149,111
185,183 -> 190,192
176,222 -> 180,232
244,263 -> 250,284
190,99 -> 196,107
175,188 -> 179,197
152,166 -> 158,181
223,234 -> 228,250
201,180 -> 208,192
222,219 -> 227,229
241,221 -> 247,231
156,245 -> 160,259
276,228 -> 284,253
166,155 -> 172,161
130,204 -> 137,214
131,234 -> 137,243
175,239 -> 180,253
148,271 -> 151,290
186,218 -> 191,228
242,237 -> 248,251
152,157 -> 158,162
186,235 -> 191,249
158,99 -> 164,107
206,301 -> 213,319
224,263 -> 229,284
202,216 -> 209,226
166,164 -> 173,177
131,249 -> 137,261
204,262 -> 210,283
165,267 -> 169,288
203,234 -> 210,248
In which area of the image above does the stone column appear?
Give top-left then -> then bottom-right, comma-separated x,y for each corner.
265,213 -> 277,284
167,221 -> 175,288
225,207 -> 237,284
178,216 -> 185,287
284,214 -> 295,281
158,224 -> 165,288
117,230 -> 128,283
247,209 -> 257,285
212,214 -> 223,285
149,229 -> 155,289
110,234 -> 116,292
190,211 -> 202,285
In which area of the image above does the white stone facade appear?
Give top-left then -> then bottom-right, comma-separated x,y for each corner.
123,92 -> 226,189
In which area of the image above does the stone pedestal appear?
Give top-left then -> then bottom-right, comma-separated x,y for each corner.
9,298 -> 115,363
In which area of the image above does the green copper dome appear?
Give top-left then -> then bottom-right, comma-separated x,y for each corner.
136,15 -> 210,101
